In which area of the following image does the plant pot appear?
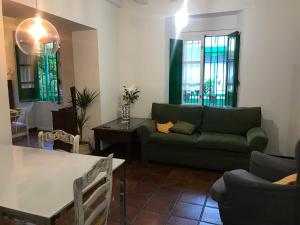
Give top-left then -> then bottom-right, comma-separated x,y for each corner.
121,104 -> 130,123
79,142 -> 91,154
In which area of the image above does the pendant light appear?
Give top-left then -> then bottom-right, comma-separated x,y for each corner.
15,0 -> 60,56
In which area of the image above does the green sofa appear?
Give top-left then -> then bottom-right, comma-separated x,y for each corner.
137,103 -> 268,170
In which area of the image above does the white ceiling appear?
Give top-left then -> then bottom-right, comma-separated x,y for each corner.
2,0 -> 94,32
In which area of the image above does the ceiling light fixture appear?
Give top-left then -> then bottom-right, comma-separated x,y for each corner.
175,0 -> 189,37
15,0 -> 60,56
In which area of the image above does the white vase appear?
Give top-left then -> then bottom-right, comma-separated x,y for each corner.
121,104 -> 130,123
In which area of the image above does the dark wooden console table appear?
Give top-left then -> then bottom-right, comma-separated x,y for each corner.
52,108 -> 77,151
93,118 -> 146,163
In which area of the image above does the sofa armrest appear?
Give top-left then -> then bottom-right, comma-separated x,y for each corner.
137,119 -> 156,143
221,172 -> 298,225
250,151 -> 297,182
246,127 -> 268,151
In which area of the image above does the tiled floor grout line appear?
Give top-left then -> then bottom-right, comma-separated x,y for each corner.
125,170 -> 221,225
179,200 -> 206,207
129,180 -> 161,225
200,222 -> 217,225
163,189 -> 183,225
199,195 -> 210,223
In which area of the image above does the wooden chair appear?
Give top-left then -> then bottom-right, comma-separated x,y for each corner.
38,130 -> 80,153
73,154 -> 113,225
10,109 -> 29,144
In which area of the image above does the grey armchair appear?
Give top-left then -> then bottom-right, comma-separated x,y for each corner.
210,142 -> 300,225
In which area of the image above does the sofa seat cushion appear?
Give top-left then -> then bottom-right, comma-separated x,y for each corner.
211,169 -> 270,202
149,132 -> 200,146
196,132 -> 250,153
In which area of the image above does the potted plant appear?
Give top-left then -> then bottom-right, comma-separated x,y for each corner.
121,85 -> 140,123
73,87 -> 99,153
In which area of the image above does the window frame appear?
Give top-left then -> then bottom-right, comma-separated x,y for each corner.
179,30 -> 240,107
15,45 -> 61,103
182,39 -> 204,105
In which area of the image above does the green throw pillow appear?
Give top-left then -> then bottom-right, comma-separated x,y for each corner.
170,121 -> 196,135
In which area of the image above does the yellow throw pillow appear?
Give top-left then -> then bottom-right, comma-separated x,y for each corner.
157,122 -> 174,134
274,173 -> 297,185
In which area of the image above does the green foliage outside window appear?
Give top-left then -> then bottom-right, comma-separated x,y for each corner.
16,44 -> 60,103
203,79 -> 215,95
37,54 -> 60,103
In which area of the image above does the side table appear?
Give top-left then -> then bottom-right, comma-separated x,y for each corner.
93,118 -> 146,163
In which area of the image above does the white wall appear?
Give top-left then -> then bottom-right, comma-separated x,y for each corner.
119,0 -> 245,118
172,13 -> 239,40
119,0 -> 299,156
287,0 -> 300,153
10,0 -> 121,124
3,16 -> 74,130
33,102 -> 62,130
3,16 -> 19,107
0,0 -> 12,144
72,30 -> 101,145
2,0 -> 299,157
2,0 -> 120,136
237,0 -> 298,156
59,29 -> 76,106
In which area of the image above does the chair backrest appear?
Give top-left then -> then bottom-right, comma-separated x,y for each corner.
10,109 -> 21,123
73,154 -> 113,225
38,130 -> 80,153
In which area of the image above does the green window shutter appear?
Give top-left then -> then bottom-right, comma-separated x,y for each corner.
169,39 -> 183,104
225,31 -> 240,107
15,46 -> 39,102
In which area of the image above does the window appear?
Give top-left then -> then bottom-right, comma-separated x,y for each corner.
182,40 -> 202,104
16,46 -> 60,103
169,31 -> 240,107
37,54 -> 60,102
203,35 -> 229,107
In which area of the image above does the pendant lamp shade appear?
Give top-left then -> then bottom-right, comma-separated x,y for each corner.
15,16 -> 60,56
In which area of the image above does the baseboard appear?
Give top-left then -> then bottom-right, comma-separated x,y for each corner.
29,127 -> 38,132
37,127 -> 53,132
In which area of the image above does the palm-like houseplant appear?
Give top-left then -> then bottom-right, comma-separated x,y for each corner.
73,88 -> 99,143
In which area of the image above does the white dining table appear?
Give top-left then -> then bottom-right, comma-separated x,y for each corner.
0,144 -> 126,225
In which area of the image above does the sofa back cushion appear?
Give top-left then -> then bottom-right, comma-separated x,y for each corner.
151,103 -> 203,129
202,106 -> 261,135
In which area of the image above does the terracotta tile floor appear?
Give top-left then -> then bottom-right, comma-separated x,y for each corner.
14,133 -> 224,225
109,161 -> 223,225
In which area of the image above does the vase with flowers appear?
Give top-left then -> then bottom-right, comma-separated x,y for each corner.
121,85 -> 140,123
